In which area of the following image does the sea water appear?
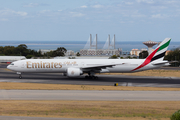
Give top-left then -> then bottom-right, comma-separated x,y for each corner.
0,41 -> 179,52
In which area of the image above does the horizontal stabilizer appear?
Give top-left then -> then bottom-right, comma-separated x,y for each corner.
152,61 -> 169,65
152,61 -> 178,65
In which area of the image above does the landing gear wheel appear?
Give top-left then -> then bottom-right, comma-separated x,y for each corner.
19,75 -> 22,79
92,76 -> 98,79
85,75 -> 98,79
85,75 -> 88,79
17,72 -> 22,79
88,76 -> 92,79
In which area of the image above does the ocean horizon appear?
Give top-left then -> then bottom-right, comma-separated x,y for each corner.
0,41 -> 179,52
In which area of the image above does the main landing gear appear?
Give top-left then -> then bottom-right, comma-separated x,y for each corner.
85,75 -> 98,79
85,72 -> 98,79
17,72 -> 22,79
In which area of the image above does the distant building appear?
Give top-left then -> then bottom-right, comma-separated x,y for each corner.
118,48 -> 123,55
80,49 -> 87,56
122,51 -> 130,55
102,49 -> 119,56
87,49 -> 97,56
65,50 -> 75,56
96,49 -> 103,55
80,49 -> 120,56
165,50 -> 171,55
130,49 -> 141,56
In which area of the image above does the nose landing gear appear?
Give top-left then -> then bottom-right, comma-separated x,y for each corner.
17,72 -> 22,79
19,75 -> 22,79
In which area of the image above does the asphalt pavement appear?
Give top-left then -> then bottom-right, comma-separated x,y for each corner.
1,90 -> 180,101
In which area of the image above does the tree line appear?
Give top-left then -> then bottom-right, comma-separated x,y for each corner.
0,44 -> 67,59
164,48 -> 180,66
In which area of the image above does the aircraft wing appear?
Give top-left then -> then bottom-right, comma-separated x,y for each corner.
81,63 -> 125,71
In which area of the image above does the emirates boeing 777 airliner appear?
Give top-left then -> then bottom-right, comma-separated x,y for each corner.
7,38 -> 171,79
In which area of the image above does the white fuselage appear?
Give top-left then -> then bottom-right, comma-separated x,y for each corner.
7,59 -> 164,73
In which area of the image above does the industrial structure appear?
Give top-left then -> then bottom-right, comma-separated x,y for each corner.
80,34 -> 120,56
143,40 -> 158,54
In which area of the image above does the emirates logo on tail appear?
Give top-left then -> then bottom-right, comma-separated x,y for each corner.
132,38 -> 171,71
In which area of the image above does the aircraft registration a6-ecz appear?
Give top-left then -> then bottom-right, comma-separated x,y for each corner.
7,38 -> 171,79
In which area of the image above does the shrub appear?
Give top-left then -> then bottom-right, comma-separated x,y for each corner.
109,55 -> 118,59
170,110 -> 180,120
26,55 -> 34,59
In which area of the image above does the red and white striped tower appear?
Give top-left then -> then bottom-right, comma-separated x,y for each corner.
143,40 -> 158,54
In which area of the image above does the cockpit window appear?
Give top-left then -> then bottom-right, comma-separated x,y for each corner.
10,63 -> 14,65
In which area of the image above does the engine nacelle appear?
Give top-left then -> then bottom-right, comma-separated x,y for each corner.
67,68 -> 83,77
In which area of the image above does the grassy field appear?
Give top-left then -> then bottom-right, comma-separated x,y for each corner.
1,82 -> 180,91
0,100 -> 179,120
103,69 -> 180,77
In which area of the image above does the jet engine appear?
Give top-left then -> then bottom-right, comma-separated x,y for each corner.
67,68 -> 83,77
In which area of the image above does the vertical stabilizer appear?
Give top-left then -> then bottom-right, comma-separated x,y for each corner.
150,38 -> 171,62
132,38 -> 171,71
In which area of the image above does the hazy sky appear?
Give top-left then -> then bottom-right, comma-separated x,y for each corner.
0,0 -> 179,41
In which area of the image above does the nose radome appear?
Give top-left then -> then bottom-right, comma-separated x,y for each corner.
7,65 -> 10,69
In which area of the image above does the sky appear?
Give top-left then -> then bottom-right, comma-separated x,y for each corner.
0,0 -> 180,42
